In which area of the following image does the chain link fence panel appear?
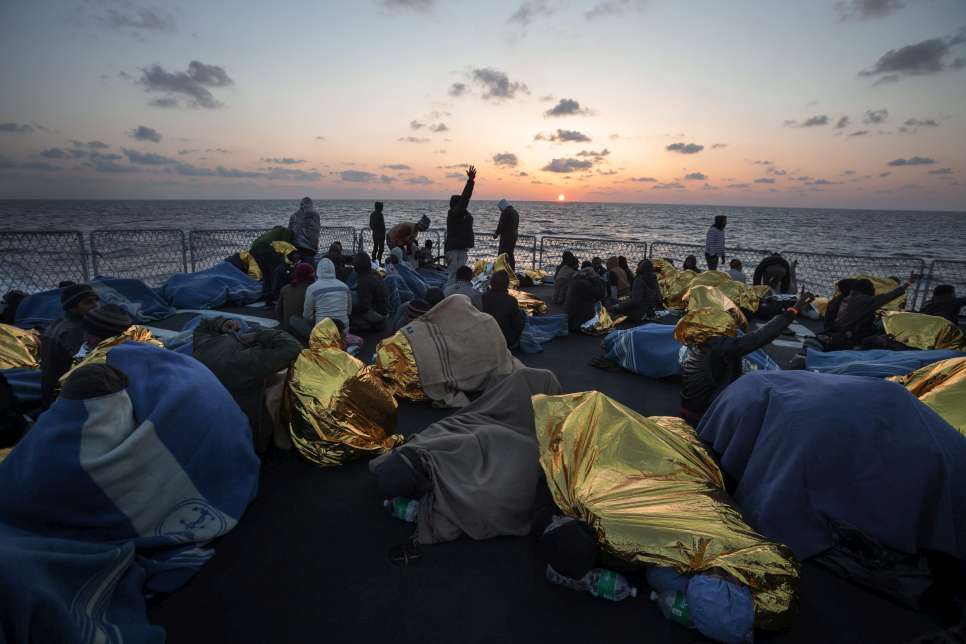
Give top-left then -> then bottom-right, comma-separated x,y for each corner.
779,251 -> 924,308
649,241 -> 772,276
317,227 -> 359,257
189,229 -> 264,271
919,260 -> 966,317
90,230 -> 187,287
463,234 -> 537,271
0,230 -> 88,295
357,227 -> 442,259
538,237 -> 649,273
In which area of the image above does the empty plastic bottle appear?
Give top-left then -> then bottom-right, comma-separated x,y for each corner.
651,590 -> 692,627
384,497 -> 418,523
545,565 -> 638,602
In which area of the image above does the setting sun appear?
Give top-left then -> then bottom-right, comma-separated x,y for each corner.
557,194 -> 566,201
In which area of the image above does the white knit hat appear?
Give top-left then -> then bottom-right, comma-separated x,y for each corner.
498,199 -> 510,211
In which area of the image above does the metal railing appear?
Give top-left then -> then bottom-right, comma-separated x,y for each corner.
189,229 -> 265,272
356,227 -> 443,260
90,229 -> 187,287
0,230 -> 88,295
920,260 -> 966,316
538,236 -> 649,273
648,242 -> 772,275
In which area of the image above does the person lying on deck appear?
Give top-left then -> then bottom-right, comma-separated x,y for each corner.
920,284 -> 966,324
39,283 -> 99,410
482,272 -> 526,350
192,316 -> 302,453
565,262 -> 606,332
443,265 -> 482,309
817,274 -> 916,351
77,304 -> 132,359
679,286 -> 813,424
609,259 -> 661,322
350,251 -> 389,332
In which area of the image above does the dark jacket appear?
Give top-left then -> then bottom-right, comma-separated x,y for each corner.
495,206 -> 519,243
614,272 -> 661,320
192,318 -> 302,453
828,283 -> 910,346
482,290 -> 526,348
354,271 -> 389,316
565,269 -> 606,332
445,177 -> 475,251
553,264 -> 577,305
370,209 -> 386,234
39,314 -> 86,409
681,311 -> 796,417
276,282 -> 309,333
752,255 -> 792,293
250,226 -> 294,252
920,297 -> 966,324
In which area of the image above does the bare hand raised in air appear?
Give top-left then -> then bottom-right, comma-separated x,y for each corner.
466,165 -> 477,180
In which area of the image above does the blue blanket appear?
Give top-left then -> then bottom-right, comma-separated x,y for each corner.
0,343 -> 260,643
805,348 -> 965,378
417,267 -> 448,289
698,371 -> 966,561
394,263 -> 429,299
15,278 -> 176,328
159,262 -> 263,310
519,314 -> 569,354
1,367 -> 41,407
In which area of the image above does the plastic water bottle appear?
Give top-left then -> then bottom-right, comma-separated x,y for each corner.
651,590 -> 692,627
545,566 -> 638,601
384,497 -> 418,523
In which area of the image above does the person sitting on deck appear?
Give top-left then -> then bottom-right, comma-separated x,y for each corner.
818,275 -> 916,351
605,256 -> 631,300
609,259 -> 661,322
325,241 -> 354,283
392,287 -> 444,333
276,262 -> 315,336
482,272 -> 526,349
591,256 -> 606,279
39,283 -> 100,410
289,197 -> 321,262
388,215 -> 431,266
192,316 -> 302,453
822,278 -> 856,333
920,284 -> 966,324
415,239 -> 436,269
77,304 -> 133,358
728,258 -> 747,283
350,251 -> 389,332
565,262 -> 606,333
683,255 -> 702,273
443,266 -> 482,309
296,258 -> 352,340
553,251 -> 579,305
753,253 -> 795,294
679,287 -> 813,424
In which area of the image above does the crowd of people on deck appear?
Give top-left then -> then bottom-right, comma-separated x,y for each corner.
2,174 -> 966,643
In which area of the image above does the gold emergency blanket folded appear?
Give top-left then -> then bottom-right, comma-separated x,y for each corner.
880,311 -> 965,350
286,319 -> 402,467
369,330 -> 428,401
689,270 -> 762,313
675,286 -> 746,345
533,392 -> 799,629
472,253 -> 519,288
509,289 -> 549,315
59,326 -> 164,385
523,269 -> 548,285
581,305 -> 626,335
0,323 -> 40,369
891,357 -> 966,437
661,269 -> 699,310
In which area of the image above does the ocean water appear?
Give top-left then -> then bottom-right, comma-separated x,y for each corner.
0,199 -> 963,261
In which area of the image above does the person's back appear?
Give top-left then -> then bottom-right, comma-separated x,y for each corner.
276,261 -> 314,334
752,254 -> 791,292
494,199 -> 520,269
612,260 -> 660,320
727,259 -> 747,283
288,197 -> 320,259
369,202 -> 386,263
304,258 -> 352,329
444,266 -> 482,309
352,251 -> 389,331
445,166 -> 477,282
704,216 -> 726,271
565,266 -> 605,332
482,272 -> 525,348
920,285 -> 966,324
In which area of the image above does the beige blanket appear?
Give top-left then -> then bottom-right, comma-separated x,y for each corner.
402,294 -> 522,407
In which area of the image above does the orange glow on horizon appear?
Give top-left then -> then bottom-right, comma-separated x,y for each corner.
557,194 -> 566,201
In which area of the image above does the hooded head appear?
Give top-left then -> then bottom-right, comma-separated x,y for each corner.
390,247 -> 404,264
327,241 -> 343,257
416,214 -> 431,231
300,197 -> 313,210
316,257 -> 337,281
374,201 -> 383,211
562,251 -> 578,269
933,284 -> 956,300
636,259 -> 654,278
61,283 -> 99,316
498,198 -> 510,212
714,215 -> 727,229
353,251 -> 372,274
490,271 -> 510,293
605,256 -> 620,272
852,279 -> 875,296
291,261 -> 316,285
683,255 -> 699,271
449,195 -> 460,209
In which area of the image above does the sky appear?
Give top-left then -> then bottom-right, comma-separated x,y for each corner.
0,0 -> 965,210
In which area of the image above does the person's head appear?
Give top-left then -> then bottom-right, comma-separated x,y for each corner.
327,241 -> 342,258
61,283 -> 99,318
416,214 -> 431,231
933,284 -> 956,300
299,197 -> 313,210
424,239 -> 433,249
455,266 -> 474,283
636,259 -> 654,277
291,261 -> 316,285
316,257 -> 337,280
592,257 -> 603,268
389,247 -> 404,265
353,252 -> 372,274
82,303 -> 131,347
836,278 -> 855,296
374,201 -> 383,212
562,251 -> 578,268
618,256 -> 630,273
498,198 -> 510,212
490,271 -> 510,293
714,215 -> 727,230
539,517 -> 599,580
425,287 -> 445,308
852,279 -> 875,296
683,255 -> 698,271
605,256 -> 620,272
1,290 -> 27,324
449,195 -> 460,209
729,259 -> 742,271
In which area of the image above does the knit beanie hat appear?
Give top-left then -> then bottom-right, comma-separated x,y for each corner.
82,304 -> 132,339
61,283 -> 97,310
498,199 -> 510,211
291,262 -> 316,285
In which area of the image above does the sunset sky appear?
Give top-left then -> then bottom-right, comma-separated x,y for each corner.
1,0 -> 964,210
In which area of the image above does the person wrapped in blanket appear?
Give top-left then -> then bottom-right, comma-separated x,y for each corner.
38,283 -> 100,410
679,287 -> 813,424
818,274 -> 916,351
192,317 -> 302,453
565,262 -> 606,332
223,230 -> 301,307
608,259 -> 662,322
350,251 -> 390,332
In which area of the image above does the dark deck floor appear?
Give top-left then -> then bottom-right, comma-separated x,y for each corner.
145,286 -> 946,644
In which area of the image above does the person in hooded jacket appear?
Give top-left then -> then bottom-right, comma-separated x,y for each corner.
493,199 -> 519,270
565,263 -> 606,332
298,258 -> 352,337
369,202 -> 386,263
350,251 -> 389,331
553,252 -> 580,305
605,256 -> 631,300
288,197 -> 321,262
276,262 -> 315,336
482,271 -> 526,349
610,259 -> 662,321
39,283 -> 100,410
445,165 -> 477,284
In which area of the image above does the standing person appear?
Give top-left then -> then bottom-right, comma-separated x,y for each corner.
370,202 -> 386,264
705,215 -> 726,271
493,199 -> 519,270
289,197 -> 321,262
39,283 -> 99,409
445,165 -> 477,284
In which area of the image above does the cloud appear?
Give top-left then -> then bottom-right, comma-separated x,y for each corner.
262,157 -> 305,165
0,155 -> 60,172
666,142 -> 703,154
544,98 -> 592,117
859,29 -> 966,83
711,143 -> 727,149
406,176 -> 433,185
88,155 -> 139,173
576,149 -> 609,158
444,172 -> 465,179
121,147 -> 177,165
378,0 -> 435,12
880,171 -> 892,177
440,163 -> 469,169
340,170 -> 395,183
753,160 -> 773,165
258,167 -> 322,181
835,116 -> 851,129
79,2 -> 177,34
807,179 -> 837,185
397,136 -> 429,143
542,158 -> 594,173
129,125 -> 161,142
901,183 -> 922,190
727,183 -> 751,189
849,130 -> 870,137
626,176 -> 657,182
40,148 -> 65,159
754,177 -> 776,184
382,163 -> 412,170
702,183 -> 719,191
535,129 -> 592,143
70,140 -> 110,150
508,0 -> 557,27
138,60 -> 233,109
802,114 -> 830,127
492,152 -> 519,167
585,0 -> 645,20
887,156 -> 935,166
863,108 -> 889,124
315,136 -> 326,141
684,172 -> 707,181
448,82 -> 468,97
901,117 -> 940,131
652,182 -> 684,190
469,68 -> 529,100
835,0 -> 905,21
767,167 -> 787,176
429,123 -> 448,133
928,167 -> 954,175
410,120 -> 425,130
0,122 -> 36,133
